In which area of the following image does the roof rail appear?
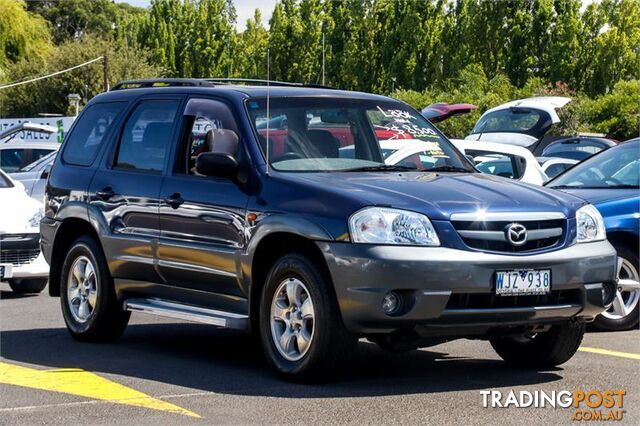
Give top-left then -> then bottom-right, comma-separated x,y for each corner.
205,78 -> 335,89
111,79 -> 214,91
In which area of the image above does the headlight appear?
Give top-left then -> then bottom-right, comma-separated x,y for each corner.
349,207 -> 440,246
576,204 -> 606,243
27,208 -> 44,228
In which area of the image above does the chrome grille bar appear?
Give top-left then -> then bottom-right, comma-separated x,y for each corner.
458,227 -> 563,242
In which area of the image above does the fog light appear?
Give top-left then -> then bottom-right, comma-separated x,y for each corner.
382,291 -> 401,315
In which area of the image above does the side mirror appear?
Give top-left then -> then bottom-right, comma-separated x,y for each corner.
196,152 -> 238,180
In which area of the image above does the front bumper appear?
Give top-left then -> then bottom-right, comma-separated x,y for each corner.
1,233 -> 49,282
319,240 -> 617,334
7,252 -> 49,279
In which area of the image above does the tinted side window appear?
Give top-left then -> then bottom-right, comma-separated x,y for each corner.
31,149 -> 55,163
62,102 -> 125,166
542,139 -> 607,161
467,149 -> 524,179
0,148 -> 25,172
115,100 -> 179,173
177,98 -> 240,175
545,163 -> 571,178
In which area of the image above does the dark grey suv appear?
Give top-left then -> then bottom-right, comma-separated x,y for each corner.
41,79 -> 617,381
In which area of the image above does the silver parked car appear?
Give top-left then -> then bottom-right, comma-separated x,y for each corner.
9,151 -> 57,201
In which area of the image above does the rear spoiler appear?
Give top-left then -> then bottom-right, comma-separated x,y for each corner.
421,103 -> 478,123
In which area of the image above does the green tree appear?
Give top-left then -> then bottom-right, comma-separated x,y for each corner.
545,0 -> 582,86
236,9 -> 269,79
0,35 -> 162,117
585,0 -> 640,95
0,0 -> 51,72
121,0 -> 236,78
584,79 -> 640,140
267,0 -> 328,84
27,0 -> 146,44
325,0 -> 377,91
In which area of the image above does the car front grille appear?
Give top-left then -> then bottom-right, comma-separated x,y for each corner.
452,218 -> 565,253
0,249 -> 40,266
445,289 -> 581,310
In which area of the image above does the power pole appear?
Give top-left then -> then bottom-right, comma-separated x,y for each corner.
103,54 -> 109,92
322,32 -> 326,86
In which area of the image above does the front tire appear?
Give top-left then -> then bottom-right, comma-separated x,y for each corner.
593,245 -> 639,331
60,236 -> 130,342
490,320 -> 585,368
9,278 -> 47,294
259,252 -> 356,381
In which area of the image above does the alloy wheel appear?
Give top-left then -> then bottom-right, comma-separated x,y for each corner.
270,277 -> 315,361
67,255 -> 98,323
602,257 -> 640,320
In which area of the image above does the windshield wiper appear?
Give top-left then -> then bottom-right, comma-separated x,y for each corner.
606,184 -> 639,189
342,164 -> 417,172
550,184 -> 638,189
426,165 -> 473,173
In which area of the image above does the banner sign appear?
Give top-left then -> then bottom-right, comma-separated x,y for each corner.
0,117 -> 75,144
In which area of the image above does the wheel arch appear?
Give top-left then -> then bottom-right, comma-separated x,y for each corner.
48,218 -> 101,297
607,230 -> 639,260
247,230 -> 334,334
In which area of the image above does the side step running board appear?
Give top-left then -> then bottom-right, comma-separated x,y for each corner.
123,298 -> 248,330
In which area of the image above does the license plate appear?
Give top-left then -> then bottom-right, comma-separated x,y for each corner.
495,269 -> 551,296
0,264 -> 12,280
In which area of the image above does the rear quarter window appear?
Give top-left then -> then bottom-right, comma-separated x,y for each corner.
62,102 -> 126,166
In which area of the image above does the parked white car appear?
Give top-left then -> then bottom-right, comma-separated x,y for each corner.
0,169 -> 49,294
341,138 -> 551,185
465,96 -> 571,150
451,139 -> 549,185
9,150 -> 58,201
536,156 -> 578,179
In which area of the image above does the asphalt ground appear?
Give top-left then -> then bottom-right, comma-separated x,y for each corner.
1,284 -> 638,425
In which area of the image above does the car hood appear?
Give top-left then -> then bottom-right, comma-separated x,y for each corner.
0,187 -> 41,233
8,171 -> 40,182
284,172 -> 583,221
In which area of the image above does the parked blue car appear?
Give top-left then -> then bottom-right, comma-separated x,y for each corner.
547,138 -> 640,330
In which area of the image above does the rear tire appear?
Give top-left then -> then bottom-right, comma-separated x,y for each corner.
490,320 -> 585,368
592,245 -> 639,331
259,252 -> 356,382
60,236 -> 130,342
8,278 -> 47,294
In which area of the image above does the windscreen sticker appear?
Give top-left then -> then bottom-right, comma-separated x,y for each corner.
376,106 -> 441,140
377,106 -> 416,121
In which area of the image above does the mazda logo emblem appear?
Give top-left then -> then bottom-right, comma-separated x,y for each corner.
505,223 -> 528,246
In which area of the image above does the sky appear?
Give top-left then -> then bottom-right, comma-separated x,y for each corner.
114,0 -> 277,31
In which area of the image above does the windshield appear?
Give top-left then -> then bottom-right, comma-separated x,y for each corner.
548,141 -> 639,189
541,138 -> 610,161
247,97 -> 472,172
472,107 -> 552,138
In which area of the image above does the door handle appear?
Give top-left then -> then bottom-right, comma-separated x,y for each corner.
164,193 -> 184,209
96,186 -> 115,200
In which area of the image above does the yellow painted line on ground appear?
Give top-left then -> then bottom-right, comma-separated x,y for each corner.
578,346 -> 640,360
0,362 -> 200,418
